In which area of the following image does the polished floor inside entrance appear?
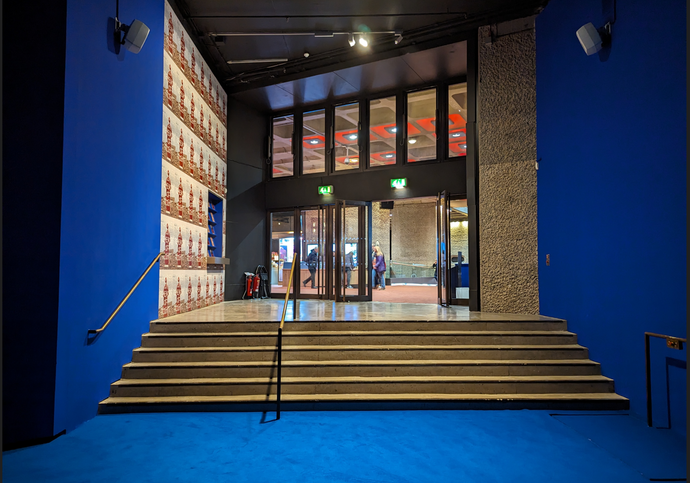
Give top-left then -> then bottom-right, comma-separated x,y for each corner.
160,299 -> 556,323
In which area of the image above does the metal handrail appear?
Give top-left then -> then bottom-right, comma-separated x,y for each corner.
87,252 -> 163,337
276,254 -> 297,419
645,331 -> 686,427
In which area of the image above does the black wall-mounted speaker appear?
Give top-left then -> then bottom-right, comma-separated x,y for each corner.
380,201 -> 394,210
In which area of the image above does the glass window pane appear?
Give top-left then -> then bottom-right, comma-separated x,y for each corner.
369,96 -> 397,167
270,211 -> 295,295
334,102 -> 360,171
302,109 -> 326,174
272,115 -> 294,178
407,89 -> 436,163
448,83 -> 468,158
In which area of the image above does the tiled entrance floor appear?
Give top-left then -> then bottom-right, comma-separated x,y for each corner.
158,300 -> 560,322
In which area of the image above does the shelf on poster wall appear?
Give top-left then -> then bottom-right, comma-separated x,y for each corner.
208,232 -> 216,238
208,220 -> 217,226
208,205 -> 217,214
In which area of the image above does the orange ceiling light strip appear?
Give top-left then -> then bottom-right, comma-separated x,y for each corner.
370,123 -> 422,139
303,135 -> 326,148
334,129 -> 359,145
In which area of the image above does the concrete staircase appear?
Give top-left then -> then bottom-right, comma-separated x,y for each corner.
99,318 -> 629,413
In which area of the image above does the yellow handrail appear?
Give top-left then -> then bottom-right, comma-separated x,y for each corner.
88,252 -> 163,336
280,254 -> 297,329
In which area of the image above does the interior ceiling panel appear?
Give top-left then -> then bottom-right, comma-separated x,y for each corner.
173,0 -> 547,112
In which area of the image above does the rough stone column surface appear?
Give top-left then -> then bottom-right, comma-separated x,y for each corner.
477,25 -> 539,314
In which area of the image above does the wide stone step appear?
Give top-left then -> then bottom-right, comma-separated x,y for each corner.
98,392 -> 630,413
132,344 -> 590,362
140,331 -> 577,347
109,375 -> 615,397
149,319 -> 568,333
121,359 -> 601,379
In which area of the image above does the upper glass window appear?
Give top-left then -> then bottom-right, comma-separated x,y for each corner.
369,96 -> 397,167
302,109 -> 326,174
272,115 -> 294,178
448,83 -> 468,158
334,102 -> 360,171
407,89 -> 437,163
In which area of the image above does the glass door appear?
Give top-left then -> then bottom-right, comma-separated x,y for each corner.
335,200 -> 371,302
436,191 -> 451,306
299,206 -> 327,298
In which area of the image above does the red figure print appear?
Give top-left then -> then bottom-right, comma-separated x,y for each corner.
222,133 -> 226,159
215,125 -> 219,153
180,32 -> 186,70
222,169 -> 225,196
206,279 -> 209,301
167,12 -> 174,54
175,277 -> 181,314
165,171 -> 171,213
198,192 -> 204,225
189,187 -> 195,223
179,80 -> 185,110
167,65 -> 173,108
163,277 -> 169,308
213,278 -> 217,302
166,118 -> 172,160
189,140 -> 195,177
199,147 -> 205,184
163,224 -> 170,267
177,180 -> 184,218
187,278 -> 192,312
197,277 -> 202,308
220,279 -> 224,297
177,228 -> 183,268
197,235 -> 203,268
200,67 -> 205,95
190,94 -> 196,130
208,117 -> 212,143
216,91 -> 220,115
178,130 -> 185,169
215,163 -> 219,193
191,50 -> 196,84
200,107 -> 204,140
208,157 -> 212,189
188,231 -> 194,268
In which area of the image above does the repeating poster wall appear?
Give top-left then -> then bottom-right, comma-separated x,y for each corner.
159,1 -> 227,318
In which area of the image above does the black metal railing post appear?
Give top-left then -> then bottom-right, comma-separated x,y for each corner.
644,331 -> 686,427
277,327 -> 282,420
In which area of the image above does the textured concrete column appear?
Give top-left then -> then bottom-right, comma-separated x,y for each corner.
477,25 -> 539,314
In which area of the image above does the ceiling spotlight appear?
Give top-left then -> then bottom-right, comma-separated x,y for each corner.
303,52 -> 310,58
395,34 -> 403,45
309,139 -> 320,145
347,134 -> 358,140
408,138 -> 417,144
358,35 -> 368,47
384,153 -> 395,158
348,33 -> 355,47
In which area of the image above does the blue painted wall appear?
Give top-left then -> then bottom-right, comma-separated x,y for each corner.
536,0 -> 686,434
54,0 -> 164,434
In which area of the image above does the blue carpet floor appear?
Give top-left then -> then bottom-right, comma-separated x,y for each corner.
3,410 -> 686,483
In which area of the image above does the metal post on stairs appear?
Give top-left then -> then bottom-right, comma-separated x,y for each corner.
277,327 -> 282,420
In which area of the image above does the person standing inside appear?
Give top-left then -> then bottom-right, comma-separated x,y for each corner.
374,246 -> 386,290
344,248 -> 355,289
302,246 -> 319,289
371,242 -> 379,289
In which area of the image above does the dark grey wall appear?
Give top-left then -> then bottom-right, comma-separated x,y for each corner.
225,99 -> 269,299
266,161 -> 467,210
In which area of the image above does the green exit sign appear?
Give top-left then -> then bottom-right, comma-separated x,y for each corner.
318,185 -> 333,195
390,178 -> 407,189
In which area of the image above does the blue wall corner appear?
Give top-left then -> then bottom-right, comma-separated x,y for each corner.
536,0 -> 686,435
54,0 -> 165,434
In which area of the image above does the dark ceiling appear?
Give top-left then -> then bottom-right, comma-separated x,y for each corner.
172,0 -> 548,112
